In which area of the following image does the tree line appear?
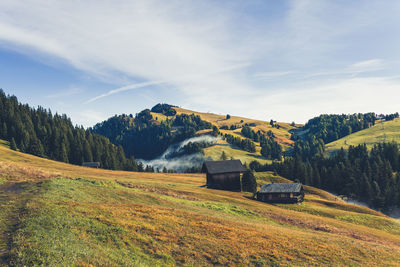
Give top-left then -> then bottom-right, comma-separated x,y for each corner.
224,133 -> 256,153
241,125 -> 282,160
293,113 -> 382,160
0,90 -> 141,171
250,142 -> 400,211
91,108 -> 213,160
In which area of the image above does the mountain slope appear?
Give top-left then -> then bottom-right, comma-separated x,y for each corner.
173,107 -> 298,149
325,118 -> 400,154
1,140 -> 400,266
150,106 -> 299,165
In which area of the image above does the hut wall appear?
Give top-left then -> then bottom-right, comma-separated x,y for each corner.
208,172 -> 241,191
257,193 -> 303,203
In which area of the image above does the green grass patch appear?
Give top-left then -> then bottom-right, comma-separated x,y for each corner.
255,172 -> 292,185
203,142 -> 271,165
195,201 -> 260,218
8,178 -> 175,266
37,177 -> 165,206
325,118 -> 400,155
10,203 -> 161,266
335,214 -> 400,235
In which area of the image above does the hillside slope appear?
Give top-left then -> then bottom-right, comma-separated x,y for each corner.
151,107 -> 299,164
1,140 -> 400,266
325,118 -> 400,155
173,107 -> 298,148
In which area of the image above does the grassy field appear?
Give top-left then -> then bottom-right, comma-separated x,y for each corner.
203,139 -> 271,165
1,140 -> 400,266
325,118 -> 400,155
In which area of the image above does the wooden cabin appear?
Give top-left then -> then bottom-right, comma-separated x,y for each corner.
257,183 -> 304,203
82,162 -> 100,168
202,160 -> 246,191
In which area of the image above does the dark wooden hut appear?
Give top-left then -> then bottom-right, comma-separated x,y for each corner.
257,183 -> 304,203
82,162 -> 100,168
202,160 -> 246,191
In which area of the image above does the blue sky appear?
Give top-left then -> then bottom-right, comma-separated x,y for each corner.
0,0 -> 400,127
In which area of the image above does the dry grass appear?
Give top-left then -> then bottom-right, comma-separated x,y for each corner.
1,141 -> 400,266
173,107 -> 298,150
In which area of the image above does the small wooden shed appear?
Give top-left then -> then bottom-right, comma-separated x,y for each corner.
202,160 -> 246,191
257,183 -> 304,203
82,162 -> 100,168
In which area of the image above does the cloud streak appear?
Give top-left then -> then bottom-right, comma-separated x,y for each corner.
85,81 -> 166,104
0,1 -> 399,125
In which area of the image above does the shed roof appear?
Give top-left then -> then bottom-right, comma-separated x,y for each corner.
259,183 -> 302,193
202,160 -> 246,175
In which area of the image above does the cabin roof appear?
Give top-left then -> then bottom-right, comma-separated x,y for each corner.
259,183 -> 302,193
202,160 -> 246,175
82,162 -> 100,167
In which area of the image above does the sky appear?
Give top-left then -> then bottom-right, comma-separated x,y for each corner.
0,0 -> 400,127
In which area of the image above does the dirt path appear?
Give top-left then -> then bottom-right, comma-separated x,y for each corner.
0,183 -> 31,266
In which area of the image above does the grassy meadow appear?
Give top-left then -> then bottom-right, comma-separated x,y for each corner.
1,140 -> 400,266
325,118 -> 400,155
203,139 -> 272,165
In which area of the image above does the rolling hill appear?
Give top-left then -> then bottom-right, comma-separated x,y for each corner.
1,140 -> 400,266
173,107 -> 298,149
150,106 -> 299,165
325,118 -> 400,155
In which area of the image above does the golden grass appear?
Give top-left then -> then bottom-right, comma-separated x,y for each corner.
174,107 -> 297,149
1,141 -> 400,266
150,107 -> 297,164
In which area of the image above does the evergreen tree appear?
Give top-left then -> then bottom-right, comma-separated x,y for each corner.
220,151 -> 228,160
1,122 -> 7,139
10,137 -> 17,151
60,143 -> 69,163
0,90 -> 142,172
28,137 -> 45,157
242,171 -> 257,193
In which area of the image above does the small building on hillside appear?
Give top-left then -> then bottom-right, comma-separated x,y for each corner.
257,183 -> 304,203
82,162 -> 100,168
202,160 -> 246,191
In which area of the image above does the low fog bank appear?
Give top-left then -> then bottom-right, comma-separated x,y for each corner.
333,193 -> 400,220
138,135 -> 220,172
345,198 -> 400,219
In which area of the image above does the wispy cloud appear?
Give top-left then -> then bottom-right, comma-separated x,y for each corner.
305,59 -> 386,78
0,1 -> 399,126
85,81 -> 166,104
348,59 -> 384,73
46,87 -> 82,99
253,71 -> 296,80
85,62 -> 250,103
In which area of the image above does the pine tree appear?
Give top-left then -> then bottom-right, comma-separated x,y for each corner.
242,171 -> 257,193
10,137 -> 17,151
60,143 -> 69,163
1,123 -> 7,139
220,151 -> 227,160
28,137 -> 45,157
